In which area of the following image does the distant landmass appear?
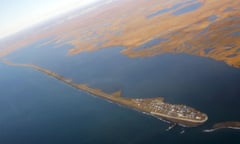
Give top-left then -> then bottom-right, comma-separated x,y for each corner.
0,0 -> 240,68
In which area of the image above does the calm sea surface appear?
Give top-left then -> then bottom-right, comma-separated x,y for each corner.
1,39 -> 240,143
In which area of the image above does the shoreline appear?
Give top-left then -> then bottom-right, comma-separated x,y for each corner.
203,127 -> 240,133
2,59 -> 208,127
203,121 -> 240,132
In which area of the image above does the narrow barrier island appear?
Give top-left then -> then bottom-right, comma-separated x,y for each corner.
203,121 -> 240,132
2,59 -> 208,127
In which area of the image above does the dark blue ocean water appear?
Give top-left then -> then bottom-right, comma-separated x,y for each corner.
2,39 -> 240,143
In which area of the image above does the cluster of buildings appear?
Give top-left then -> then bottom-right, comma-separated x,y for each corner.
133,98 -> 204,121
